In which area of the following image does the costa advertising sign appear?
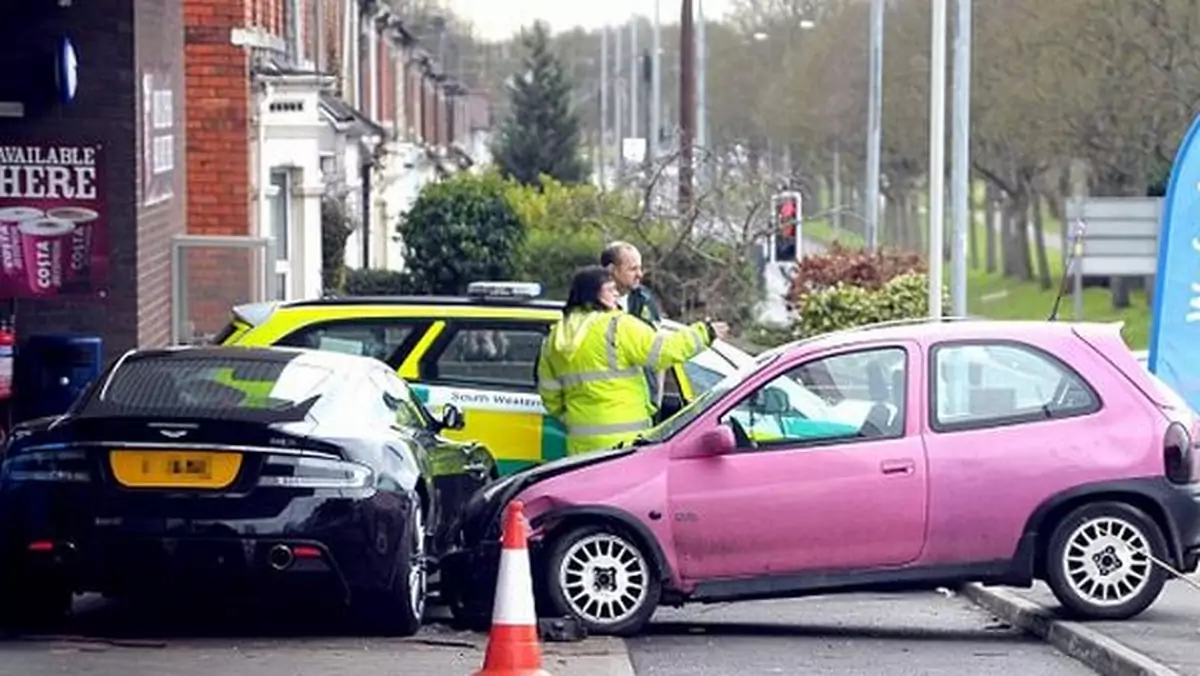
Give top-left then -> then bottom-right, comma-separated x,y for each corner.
0,142 -> 107,299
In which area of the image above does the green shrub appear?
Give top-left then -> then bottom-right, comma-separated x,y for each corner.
397,170 -> 525,295
793,272 -> 948,338
321,196 -> 354,294
344,268 -> 414,296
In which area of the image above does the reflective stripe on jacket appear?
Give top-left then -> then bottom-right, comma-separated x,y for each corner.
537,309 -> 714,456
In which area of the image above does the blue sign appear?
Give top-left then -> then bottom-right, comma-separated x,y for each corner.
1148,111 -> 1200,409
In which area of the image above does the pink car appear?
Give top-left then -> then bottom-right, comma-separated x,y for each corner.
440,319 -> 1200,636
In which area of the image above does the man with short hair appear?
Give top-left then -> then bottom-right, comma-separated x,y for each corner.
601,241 -> 667,409
600,241 -> 661,326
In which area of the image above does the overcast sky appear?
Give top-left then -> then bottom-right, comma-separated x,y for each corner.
447,0 -> 737,41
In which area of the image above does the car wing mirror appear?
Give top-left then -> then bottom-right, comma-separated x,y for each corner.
675,423 -> 736,459
439,403 -> 466,431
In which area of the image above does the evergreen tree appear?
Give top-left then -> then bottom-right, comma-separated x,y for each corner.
492,21 -> 588,186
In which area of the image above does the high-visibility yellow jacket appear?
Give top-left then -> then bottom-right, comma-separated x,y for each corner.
537,309 -> 715,456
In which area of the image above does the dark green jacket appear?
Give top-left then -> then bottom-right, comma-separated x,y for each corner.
626,287 -> 665,406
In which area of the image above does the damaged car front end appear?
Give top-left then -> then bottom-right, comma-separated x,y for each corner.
437,445 -> 637,627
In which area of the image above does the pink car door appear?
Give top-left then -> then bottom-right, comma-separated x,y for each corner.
667,342 -> 929,582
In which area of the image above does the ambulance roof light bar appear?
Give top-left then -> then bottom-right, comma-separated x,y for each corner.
466,281 -> 543,301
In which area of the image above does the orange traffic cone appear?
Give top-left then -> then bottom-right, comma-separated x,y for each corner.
472,499 -> 552,676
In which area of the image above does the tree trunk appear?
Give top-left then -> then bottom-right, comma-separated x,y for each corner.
1001,194 -> 1017,277
1031,193 -> 1053,290
1111,277 -> 1131,308
907,192 -> 921,253
985,183 -> 998,274
1001,189 -> 1032,281
884,193 -> 902,249
1010,188 -> 1033,281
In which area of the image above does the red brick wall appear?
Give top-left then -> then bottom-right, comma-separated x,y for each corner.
436,88 -> 446,146
427,78 -> 436,142
401,59 -> 411,136
184,0 -> 258,341
380,43 -> 395,128
184,0 -> 250,237
318,0 -> 342,75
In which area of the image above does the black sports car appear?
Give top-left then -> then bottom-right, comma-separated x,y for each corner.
0,345 -> 496,635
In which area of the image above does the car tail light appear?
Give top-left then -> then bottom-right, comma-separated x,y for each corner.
257,454 -> 373,489
1163,422 -> 1198,484
0,450 -> 91,483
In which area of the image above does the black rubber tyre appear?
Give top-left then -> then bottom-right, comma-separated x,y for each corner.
543,524 -> 660,637
1044,501 -> 1169,620
356,503 -> 427,636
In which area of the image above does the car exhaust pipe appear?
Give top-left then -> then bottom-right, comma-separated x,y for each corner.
268,544 -> 294,571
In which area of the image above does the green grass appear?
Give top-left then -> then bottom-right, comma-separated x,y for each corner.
801,205 -> 1153,349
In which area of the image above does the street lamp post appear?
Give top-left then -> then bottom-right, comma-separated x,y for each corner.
865,0 -> 884,252
928,0 -> 948,318
950,0 -> 972,317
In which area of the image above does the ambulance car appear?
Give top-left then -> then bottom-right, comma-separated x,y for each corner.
214,282 -> 752,476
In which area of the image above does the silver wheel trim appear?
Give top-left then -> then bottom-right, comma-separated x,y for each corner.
409,506 -> 427,616
557,533 -> 649,626
1062,516 -> 1153,607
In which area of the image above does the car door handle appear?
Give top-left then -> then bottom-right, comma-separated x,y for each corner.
880,459 -> 915,475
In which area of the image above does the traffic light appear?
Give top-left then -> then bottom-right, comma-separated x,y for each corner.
773,192 -> 801,263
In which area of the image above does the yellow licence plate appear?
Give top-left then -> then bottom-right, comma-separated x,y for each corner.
109,451 -> 242,489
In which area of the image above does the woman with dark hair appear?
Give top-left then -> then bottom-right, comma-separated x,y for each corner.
537,265 -> 729,456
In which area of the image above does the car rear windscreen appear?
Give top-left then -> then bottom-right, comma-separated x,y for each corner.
82,355 -> 333,421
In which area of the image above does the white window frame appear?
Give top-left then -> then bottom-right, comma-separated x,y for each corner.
268,168 -> 293,300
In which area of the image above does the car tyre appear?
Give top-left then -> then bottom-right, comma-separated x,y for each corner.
1045,501 -> 1169,620
544,524 -> 660,637
357,501 -> 428,636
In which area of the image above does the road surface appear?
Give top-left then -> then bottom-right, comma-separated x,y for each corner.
0,590 -> 1097,675
629,591 -> 1097,675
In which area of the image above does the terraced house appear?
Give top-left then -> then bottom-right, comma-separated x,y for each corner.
181,0 -> 490,344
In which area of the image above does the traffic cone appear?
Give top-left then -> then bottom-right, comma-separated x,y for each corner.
471,499 -> 552,676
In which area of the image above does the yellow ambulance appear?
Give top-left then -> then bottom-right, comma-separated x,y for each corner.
215,282 -> 752,476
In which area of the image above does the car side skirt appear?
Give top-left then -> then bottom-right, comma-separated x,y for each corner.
683,559 -> 1023,605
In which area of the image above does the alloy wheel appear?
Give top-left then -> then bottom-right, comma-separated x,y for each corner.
1061,515 -> 1153,607
557,533 -> 649,626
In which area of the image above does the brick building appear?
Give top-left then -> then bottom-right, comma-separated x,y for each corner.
180,0 -> 488,343
0,0 -> 187,363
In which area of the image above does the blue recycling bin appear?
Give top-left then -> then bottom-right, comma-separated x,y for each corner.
13,334 -> 103,423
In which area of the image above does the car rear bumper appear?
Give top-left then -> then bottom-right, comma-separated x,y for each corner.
0,488 -> 412,603
8,535 -> 355,602
1174,483 -> 1200,572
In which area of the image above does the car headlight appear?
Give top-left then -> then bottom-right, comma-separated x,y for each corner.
1,450 -> 91,483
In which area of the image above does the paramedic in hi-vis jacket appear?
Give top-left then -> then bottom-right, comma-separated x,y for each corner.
536,265 -> 729,456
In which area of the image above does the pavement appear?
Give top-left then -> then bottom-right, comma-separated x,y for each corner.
962,574 -> 1200,676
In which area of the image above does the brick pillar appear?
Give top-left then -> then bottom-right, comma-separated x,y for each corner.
183,0 -> 255,340
0,0 -> 187,361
